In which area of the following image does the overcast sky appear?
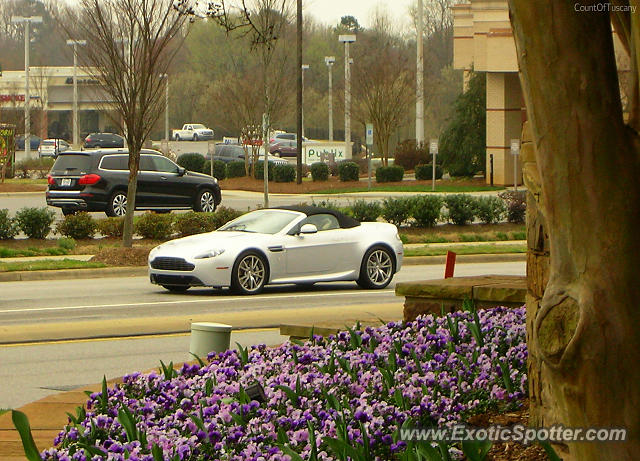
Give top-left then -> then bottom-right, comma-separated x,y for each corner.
303,0 -> 414,29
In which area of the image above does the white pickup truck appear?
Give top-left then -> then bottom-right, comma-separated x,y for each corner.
172,123 -> 215,141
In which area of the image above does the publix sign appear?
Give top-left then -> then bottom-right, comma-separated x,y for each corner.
303,142 -> 352,165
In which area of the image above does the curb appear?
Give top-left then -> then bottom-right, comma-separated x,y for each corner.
0,254 -> 526,283
0,266 -> 147,282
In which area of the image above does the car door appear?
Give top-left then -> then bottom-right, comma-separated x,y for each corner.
150,155 -> 193,206
283,214 -> 343,275
134,155 -> 157,206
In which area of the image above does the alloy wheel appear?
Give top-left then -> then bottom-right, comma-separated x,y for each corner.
112,193 -> 127,216
200,191 -> 216,212
237,255 -> 265,293
366,249 -> 393,286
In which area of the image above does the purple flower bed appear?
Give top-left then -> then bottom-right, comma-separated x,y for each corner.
42,306 -> 527,461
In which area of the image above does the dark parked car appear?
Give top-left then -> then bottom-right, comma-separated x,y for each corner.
15,135 -> 42,151
209,143 -> 287,165
83,133 -> 125,149
46,149 -> 222,216
268,133 -> 312,157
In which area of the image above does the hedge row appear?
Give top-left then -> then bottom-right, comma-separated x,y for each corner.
315,192 -> 524,227
0,206 -> 244,240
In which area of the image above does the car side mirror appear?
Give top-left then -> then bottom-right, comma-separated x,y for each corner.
300,223 -> 317,234
177,167 -> 186,176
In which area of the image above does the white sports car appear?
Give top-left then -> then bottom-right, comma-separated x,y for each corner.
148,206 -> 404,294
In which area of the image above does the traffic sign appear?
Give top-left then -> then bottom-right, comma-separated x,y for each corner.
511,139 -> 520,155
366,123 -> 373,145
429,139 -> 438,155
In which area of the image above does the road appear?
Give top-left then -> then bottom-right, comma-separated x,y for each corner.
0,261 -> 525,408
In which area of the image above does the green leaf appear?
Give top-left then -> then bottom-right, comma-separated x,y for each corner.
100,375 -> 109,412
307,421 -> 318,461
437,442 -> 453,461
77,442 -> 107,458
462,440 -> 492,461
276,426 -> 289,445
236,342 -> 249,365
190,414 -> 205,432
205,377 -> 214,396
11,410 -> 41,461
539,441 -> 563,461
275,384 -> 299,407
279,444 -> 305,461
415,442 -> 444,461
189,352 -> 206,367
325,436 -> 364,461
159,360 -> 175,380
152,443 -> 164,461
117,405 -> 138,443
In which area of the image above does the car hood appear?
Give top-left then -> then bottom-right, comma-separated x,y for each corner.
150,231 -> 268,258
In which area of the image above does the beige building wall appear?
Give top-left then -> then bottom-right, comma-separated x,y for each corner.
453,0 -> 523,186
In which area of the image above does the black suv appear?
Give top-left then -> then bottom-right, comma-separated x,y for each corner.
83,133 -> 125,149
46,149 -> 222,216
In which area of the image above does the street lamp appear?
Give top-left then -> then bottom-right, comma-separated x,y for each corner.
12,15 -> 42,158
160,74 -> 169,141
301,64 -> 309,139
66,39 -> 87,147
339,34 -> 356,159
324,56 -> 335,141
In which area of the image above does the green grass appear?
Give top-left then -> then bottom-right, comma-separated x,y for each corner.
0,246 -> 70,258
0,259 -> 106,272
405,243 -> 527,257
0,409 -> 8,416
314,184 -> 505,194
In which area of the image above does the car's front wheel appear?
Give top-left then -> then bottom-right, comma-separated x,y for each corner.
357,245 -> 395,289
106,190 -> 127,217
162,285 -> 189,293
194,188 -> 217,213
231,251 -> 268,295
174,134 -> 180,141
273,150 -> 281,157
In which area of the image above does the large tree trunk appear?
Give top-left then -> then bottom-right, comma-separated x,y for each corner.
508,2 -> 640,459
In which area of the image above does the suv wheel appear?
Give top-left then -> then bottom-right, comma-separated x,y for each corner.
107,191 -> 128,217
174,134 -> 180,141
194,189 -> 217,213
62,208 -> 77,216
193,134 -> 199,142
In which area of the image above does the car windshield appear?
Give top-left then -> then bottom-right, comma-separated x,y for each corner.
218,209 -> 300,234
42,140 -> 55,146
192,124 -> 206,129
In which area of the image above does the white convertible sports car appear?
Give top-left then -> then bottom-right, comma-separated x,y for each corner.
148,206 -> 404,294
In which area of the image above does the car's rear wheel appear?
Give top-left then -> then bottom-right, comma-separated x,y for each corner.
162,285 -> 189,293
194,188 -> 217,213
193,134 -> 199,141
357,245 -> 395,289
231,251 -> 268,295
61,207 -> 77,216
273,150 -> 281,157
106,191 -> 127,217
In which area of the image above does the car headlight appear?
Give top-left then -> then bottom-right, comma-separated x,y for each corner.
194,248 -> 225,259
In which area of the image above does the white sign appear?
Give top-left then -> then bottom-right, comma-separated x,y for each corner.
429,139 -> 438,155
366,123 -> 374,145
511,139 -> 520,155
303,142 -> 352,165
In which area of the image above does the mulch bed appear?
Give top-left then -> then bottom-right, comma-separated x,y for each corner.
218,176 -> 489,194
0,182 -> 47,192
89,245 -> 153,266
467,400 -> 550,460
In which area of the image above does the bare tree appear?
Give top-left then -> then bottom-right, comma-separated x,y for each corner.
351,12 -> 414,166
29,65 -> 53,139
182,0 -> 292,206
62,0 -> 187,247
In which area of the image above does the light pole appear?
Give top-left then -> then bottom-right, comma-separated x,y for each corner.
324,56 -> 335,141
416,0 -> 424,144
161,74 -> 169,141
339,34 -> 356,159
12,15 -> 42,158
301,64 -> 309,139
66,39 -> 86,147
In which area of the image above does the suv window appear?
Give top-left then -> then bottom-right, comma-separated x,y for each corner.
100,155 -> 128,170
280,134 -> 295,140
52,154 -> 93,173
150,155 -> 179,173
